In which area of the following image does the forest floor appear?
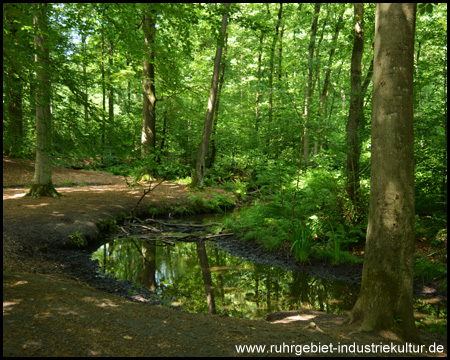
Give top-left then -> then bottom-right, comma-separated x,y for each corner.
3,157 -> 447,357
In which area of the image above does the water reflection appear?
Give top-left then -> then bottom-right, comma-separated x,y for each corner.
93,235 -> 359,319
92,213 -> 446,326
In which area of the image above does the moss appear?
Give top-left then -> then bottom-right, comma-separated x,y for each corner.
26,183 -> 62,198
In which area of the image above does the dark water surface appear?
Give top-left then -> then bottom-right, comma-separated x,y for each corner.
92,212 -> 445,325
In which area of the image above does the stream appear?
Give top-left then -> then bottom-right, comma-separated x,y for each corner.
92,211 -> 446,323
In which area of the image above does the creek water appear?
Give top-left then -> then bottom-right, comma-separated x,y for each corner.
92,212 -> 445,324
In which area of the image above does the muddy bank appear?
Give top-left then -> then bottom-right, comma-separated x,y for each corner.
214,236 -> 446,301
215,237 -> 362,284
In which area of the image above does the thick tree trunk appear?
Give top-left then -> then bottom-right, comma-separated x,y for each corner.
348,3 -> 418,343
27,3 -> 60,199
345,3 -> 364,220
191,3 -> 230,187
141,7 -> 157,156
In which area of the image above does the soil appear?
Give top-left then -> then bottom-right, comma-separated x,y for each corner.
3,157 -> 447,357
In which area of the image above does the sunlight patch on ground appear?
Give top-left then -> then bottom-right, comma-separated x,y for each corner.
3,301 -> 21,315
83,297 -> 120,308
22,203 -> 51,208
270,314 -> 317,324
3,191 -> 27,200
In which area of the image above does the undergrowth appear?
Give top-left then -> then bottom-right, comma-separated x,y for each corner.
229,166 -> 367,266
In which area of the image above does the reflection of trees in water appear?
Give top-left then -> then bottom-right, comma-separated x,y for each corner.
196,240 -> 216,314
94,233 -> 361,319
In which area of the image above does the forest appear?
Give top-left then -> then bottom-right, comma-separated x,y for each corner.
3,3 -> 447,352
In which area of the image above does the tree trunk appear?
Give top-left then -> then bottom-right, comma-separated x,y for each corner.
318,9 -> 344,151
255,32 -> 264,144
108,40 -> 114,134
27,3 -> 60,199
209,33 -> 228,169
191,3 -> 230,187
302,3 -> 321,167
345,3 -> 364,220
101,19 -> 106,163
348,3 -> 419,343
268,3 -> 283,127
82,31 -> 88,131
141,6 -> 157,156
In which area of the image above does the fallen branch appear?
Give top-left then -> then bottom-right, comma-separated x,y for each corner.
144,218 -> 223,228
129,223 -> 162,232
203,233 -> 234,239
115,232 -> 233,243
131,180 -> 165,212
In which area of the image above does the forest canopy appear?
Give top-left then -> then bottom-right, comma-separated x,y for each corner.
3,3 -> 447,211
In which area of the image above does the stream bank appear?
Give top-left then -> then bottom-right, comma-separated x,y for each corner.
90,212 -> 446,323
3,159 -> 447,356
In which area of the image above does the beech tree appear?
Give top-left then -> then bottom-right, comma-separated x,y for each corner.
302,3 -> 321,166
191,3 -> 230,187
141,5 -> 157,156
345,3 -> 364,217
348,3 -> 419,342
27,3 -> 61,199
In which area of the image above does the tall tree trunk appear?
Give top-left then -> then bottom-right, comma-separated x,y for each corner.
101,20 -> 106,163
318,10 -> 344,151
82,31 -> 88,132
141,6 -> 157,156
27,3 -> 60,198
108,40 -> 114,137
348,3 -> 419,343
255,32 -> 264,144
209,33 -> 228,169
442,50 -> 447,207
415,41 -> 424,149
302,3 -> 321,167
126,58 -> 131,114
345,3 -> 364,220
268,3 -> 283,126
191,3 -> 230,187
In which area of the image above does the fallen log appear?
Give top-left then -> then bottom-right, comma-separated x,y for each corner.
144,218 -> 224,228
115,232 -> 234,243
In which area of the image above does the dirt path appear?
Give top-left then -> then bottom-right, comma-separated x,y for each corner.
3,157 -> 447,357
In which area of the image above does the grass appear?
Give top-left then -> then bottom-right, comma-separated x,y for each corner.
290,221 -> 315,263
187,193 -> 235,213
311,247 -> 363,265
